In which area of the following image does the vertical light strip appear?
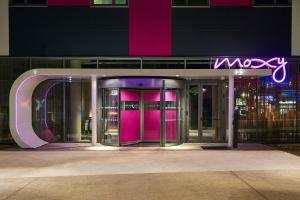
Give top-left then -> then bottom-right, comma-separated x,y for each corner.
91,76 -> 98,145
0,0 -> 9,56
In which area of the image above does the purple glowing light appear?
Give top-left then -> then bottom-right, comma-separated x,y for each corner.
214,57 -> 287,83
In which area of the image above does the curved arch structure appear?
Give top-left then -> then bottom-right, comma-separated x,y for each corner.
9,68 -> 272,148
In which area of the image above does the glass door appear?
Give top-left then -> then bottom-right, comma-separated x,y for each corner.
101,88 -> 120,146
164,90 -> 179,146
188,81 -> 227,142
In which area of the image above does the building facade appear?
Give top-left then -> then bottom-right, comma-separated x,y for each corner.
1,0 -> 300,148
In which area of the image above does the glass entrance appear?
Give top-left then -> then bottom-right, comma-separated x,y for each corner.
188,80 -> 227,142
100,88 -> 180,147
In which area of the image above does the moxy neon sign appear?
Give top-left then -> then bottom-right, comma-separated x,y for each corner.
214,57 -> 287,83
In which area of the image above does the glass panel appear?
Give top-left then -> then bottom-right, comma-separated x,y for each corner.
101,89 -> 119,146
94,0 -> 113,4
143,91 -> 161,142
173,0 -> 187,6
115,0 -> 127,4
188,85 -> 199,141
254,0 -> 275,5
173,0 -> 208,6
0,81 -> 13,143
202,85 -> 219,142
276,0 -> 291,5
202,85 -> 212,128
257,63 -> 297,143
32,79 -> 91,143
120,90 -> 140,145
165,90 -> 178,146
235,79 -> 258,142
188,81 -> 227,143
189,0 -> 208,6
10,0 -> 47,5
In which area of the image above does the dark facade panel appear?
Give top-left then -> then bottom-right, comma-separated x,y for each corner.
10,7 -> 129,56
173,7 -> 292,57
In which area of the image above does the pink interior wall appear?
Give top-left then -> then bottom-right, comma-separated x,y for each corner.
210,0 -> 253,6
166,91 -> 177,141
166,91 -> 177,101
129,0 -> 172,56
48,0 -> 90,6
144,91 -> 177,142
121,90 -> 140,101
120,110 -> 140,144
144,110 -> 160,141
144,91 -> 160,102
120,90 -> 140,144
144,91 -> 160,141
166,111 -> 177,141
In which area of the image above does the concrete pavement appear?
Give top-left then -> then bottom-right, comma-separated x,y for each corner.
0,144 -> 300,199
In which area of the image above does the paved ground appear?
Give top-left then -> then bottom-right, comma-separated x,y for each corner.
1,144 -> 300,200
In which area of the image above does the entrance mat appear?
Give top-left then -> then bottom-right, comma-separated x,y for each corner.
201,145 -> 229,150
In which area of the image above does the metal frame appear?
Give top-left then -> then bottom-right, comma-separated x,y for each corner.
187,79 -> 227,143
99,85 -> 182,147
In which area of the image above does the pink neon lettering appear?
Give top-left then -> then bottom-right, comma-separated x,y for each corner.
214,57 -> 287,83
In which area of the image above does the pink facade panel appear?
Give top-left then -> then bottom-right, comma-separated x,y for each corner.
129,0 -> 172,56
48,0 -> 90,6
210,0 -> 253,6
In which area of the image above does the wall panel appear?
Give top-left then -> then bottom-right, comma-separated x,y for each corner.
0,0 -> 9,56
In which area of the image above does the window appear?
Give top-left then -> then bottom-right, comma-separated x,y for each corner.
173,0 -> 209,6
10,0 -> 47,6
93,0 -> 127,5
254,0 -> 292,6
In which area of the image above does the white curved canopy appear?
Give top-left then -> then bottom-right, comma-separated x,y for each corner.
9,68 -> 271,148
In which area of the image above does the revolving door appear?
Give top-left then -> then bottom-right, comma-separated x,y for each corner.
98,78 -> 184,147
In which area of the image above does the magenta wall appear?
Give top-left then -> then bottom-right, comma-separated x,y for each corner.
210,0 -> 252,6
120,90 -> 140,144
129,0 -> 172,56
48,0 -> 90,6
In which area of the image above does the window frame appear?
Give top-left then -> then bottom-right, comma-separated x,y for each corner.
172,0 -> 210,8
91,0 -> 128,7
253,0 -> 292,7
10,0 -> 48,7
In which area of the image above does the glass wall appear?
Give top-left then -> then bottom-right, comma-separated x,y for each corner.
1,57 -> 300,145
99,86 -> 181,146
100,88 -> 120,146
235,60 -> 298,143
93,0 -> 127,5
188,80 -> 227,143
32,79 -> 91,143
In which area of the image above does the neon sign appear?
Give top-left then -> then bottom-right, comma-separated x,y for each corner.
214,57 -> 287,83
